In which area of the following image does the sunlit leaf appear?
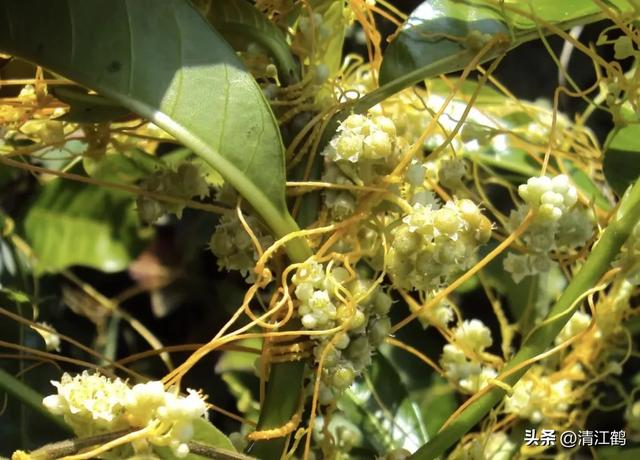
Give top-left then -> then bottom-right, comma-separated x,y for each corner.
310,0 -> 349,76
23,179 -> 145,273
0,0 -> 300,247
378,0 -> 634,94
380,0 -> 510,85
0,287 -> 30,303
563,161 -> 612,211
501,0 -> 631,30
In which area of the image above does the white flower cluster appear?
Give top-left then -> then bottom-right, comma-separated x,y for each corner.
209,212 -> 274,282
504,175 -> 593,283
312,414 -> 363,456
504,368 -> 574,423
387,199 -> 492,293
440,320 -> 497,394
292,259 -> 392,399
518,175 -> 578,221
43,372 -> 208,458
323,113 -> 398,163
137,163 -> 209,223
320,113 -> 404,220
43,372 -> 130,436
322,109 -> 406,220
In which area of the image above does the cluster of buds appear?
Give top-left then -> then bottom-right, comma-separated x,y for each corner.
518,175 -> 578,221
504,365 -> 576,423
323,113 -> 398,164
292,260 -> 392,399
387,199 -> 492,293
440,320 -> 497,394
209,212 -> 273,282
504,175 -> 593,283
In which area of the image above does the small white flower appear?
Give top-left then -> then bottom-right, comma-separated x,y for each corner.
454,319 -> 493,351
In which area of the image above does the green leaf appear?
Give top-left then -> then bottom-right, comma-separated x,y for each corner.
604,124 -> 640,196
364,0 -> 634,114
52,86 -> 131,123
0,0 -> 309,261
426,76 -> 505,104
463,146 -> 539,178
215,337 -> 262,373
0,367 -> 72,434
341,353 -> 428,454
379,0 -> 511,85
192,416 -> 238,452
0,230 -> 31,291
563,160 -> 612,211
200,0 -> 299,84
0,287 -> 30,303
501,0 -> 631,30
426,78 -> 612,211
155,417 -> 237,460
415,375 -> 457,437
23,178 -> 145,273
215,338 -> 262,421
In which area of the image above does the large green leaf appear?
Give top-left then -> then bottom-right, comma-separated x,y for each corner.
604,124 -> 640,196
52,86 -> 131,123
501,0 -> 632,30
199,0 -> 299,84
340,353 -> 428,455
564,160 -> 612,211
376,0 -> 634,104
379,0 -> 510,85
23,178 -> 145,273
0,0 -> 306,256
